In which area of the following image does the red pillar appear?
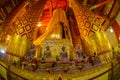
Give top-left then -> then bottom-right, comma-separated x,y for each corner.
112,20 -> 120,43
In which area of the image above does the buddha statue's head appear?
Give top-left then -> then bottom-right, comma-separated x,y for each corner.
31,44 -> 34,49
46,46 -> 50,50
62,46 -> 65,51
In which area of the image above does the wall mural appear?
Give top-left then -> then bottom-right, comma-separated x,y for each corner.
12,1 -> 46,41
71,0 -> 120,38
3,0 -> 120,42
71,1 -> 104,38
4,0 -> 47,41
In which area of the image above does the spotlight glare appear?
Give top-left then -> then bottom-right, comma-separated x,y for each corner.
110,28 -> 113,33
37,22 -> 42,27
0,49 -> 6,54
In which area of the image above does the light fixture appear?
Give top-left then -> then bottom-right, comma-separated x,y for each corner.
0,49 -> 5,53
6,35 -> 11,41
52,34 -> 55,38
0,49 -> 6,55
110,28 -> 113,33
51,34 -> 60,39
37,22 -> 42,27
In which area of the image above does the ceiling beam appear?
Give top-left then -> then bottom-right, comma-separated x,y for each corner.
89,0 -> 112,10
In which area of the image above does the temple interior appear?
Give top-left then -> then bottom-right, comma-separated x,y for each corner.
0,0 -> 120,80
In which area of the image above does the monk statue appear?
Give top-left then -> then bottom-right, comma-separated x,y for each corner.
60,46 -> 68,61
76,46 -> 84,60
44,46 -> 51,59
29,44 -> 36,58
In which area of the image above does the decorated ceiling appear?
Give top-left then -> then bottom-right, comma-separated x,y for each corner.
0,0 -> 120,43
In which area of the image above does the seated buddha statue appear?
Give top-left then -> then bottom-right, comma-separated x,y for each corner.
44,46 -> 51,59
29,44 -> 36,58
76,46 -> 84,60
60,46 -> 68,62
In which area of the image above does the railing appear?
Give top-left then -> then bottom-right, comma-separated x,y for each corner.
0,59 -> 120,80
89,60 -> 120,80
0,61 -> 27,80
